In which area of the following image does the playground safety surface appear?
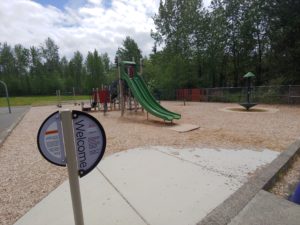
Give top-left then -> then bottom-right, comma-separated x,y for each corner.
168,123 -> 200,132
1,102 -> 300,224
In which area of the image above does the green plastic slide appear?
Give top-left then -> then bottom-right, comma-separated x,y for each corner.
134,75 -> 181,119
132,77 -> 177,119
120,68 -> 181,121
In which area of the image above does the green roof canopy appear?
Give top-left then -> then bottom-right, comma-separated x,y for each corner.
243,72 -> 255,78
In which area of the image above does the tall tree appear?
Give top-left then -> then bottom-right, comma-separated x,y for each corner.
41,37 -> 60,74
0,43 -> 16,77
151,0 -> 203,88
14,44 -> 29,76
29,46 -> 44,94
116,36 -> 142,63
203,0 -> 228,87
265,0 -> 300,84
153,0 -> 203,57
86,50 -> 105,89
0,43 -> 20,94
14,44 -> 30,94
101,52 -> 110,73
69,51 -> 84,91
223,0 -> 245,86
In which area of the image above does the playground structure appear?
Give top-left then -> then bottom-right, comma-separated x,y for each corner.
87,87 -> 117,113
90,88 -> 109,110
82,60 -> 181,122
119,61 -> 181,122
84,81 -> 142,113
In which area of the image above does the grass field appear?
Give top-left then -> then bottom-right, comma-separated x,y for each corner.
0,95 -> 90,107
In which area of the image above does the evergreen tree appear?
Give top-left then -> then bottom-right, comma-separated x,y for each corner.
116,36 -> 142,64
86,50 -> 105,90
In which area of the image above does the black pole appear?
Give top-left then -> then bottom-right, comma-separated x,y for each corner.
247,77 -> 251,104
0,80 -> 11,114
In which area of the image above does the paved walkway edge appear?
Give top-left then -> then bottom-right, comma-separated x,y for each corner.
0,107 -> 30,147
198,140 -> 300,225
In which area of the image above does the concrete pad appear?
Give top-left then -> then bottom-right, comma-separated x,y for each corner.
229,190 -> 300,225
168,123 -> 199,132
156,147 -> 279,183
99,149 -> 236,225
15,147 -> 278,225
14,170 -> 147,225
98,147 -> 277,225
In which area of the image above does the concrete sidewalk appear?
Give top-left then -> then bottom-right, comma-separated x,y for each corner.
14,147 -> 278,225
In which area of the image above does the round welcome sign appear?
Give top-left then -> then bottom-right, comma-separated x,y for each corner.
72,111 -> 106,177
37,111 -> 66,166
37,110 -> 106,177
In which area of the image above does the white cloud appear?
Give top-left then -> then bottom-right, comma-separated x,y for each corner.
0,0 -> 159,60
0,0 -> 211,61
87,0 -> 102,6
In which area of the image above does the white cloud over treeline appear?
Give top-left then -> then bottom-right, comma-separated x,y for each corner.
0,0 -> 160,60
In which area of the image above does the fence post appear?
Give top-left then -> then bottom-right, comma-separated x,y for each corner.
207,88 -> 209,102
288,85 -> 291,104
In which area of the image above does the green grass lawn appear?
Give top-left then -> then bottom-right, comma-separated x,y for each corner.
0,95 -> 90,107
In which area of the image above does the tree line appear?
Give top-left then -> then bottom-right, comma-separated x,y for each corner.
0,36 -> 143,96
1,0 -> 299,96
143,0 -> 300,90
0,38 -> 111,96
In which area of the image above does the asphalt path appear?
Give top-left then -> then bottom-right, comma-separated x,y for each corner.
0,106 -> 30,145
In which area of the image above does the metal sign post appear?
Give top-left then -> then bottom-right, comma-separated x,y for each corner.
37,110 -> 106,225
61,110 -> 85,225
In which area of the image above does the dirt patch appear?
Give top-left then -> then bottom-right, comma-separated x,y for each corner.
1,101 -> 300,224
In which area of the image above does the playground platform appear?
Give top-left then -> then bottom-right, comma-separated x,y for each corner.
14,145 -> 300,225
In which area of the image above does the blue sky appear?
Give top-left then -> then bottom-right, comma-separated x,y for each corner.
34,0 -> 69,9
34,0 -> 112,10
0,0 -> 210,60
